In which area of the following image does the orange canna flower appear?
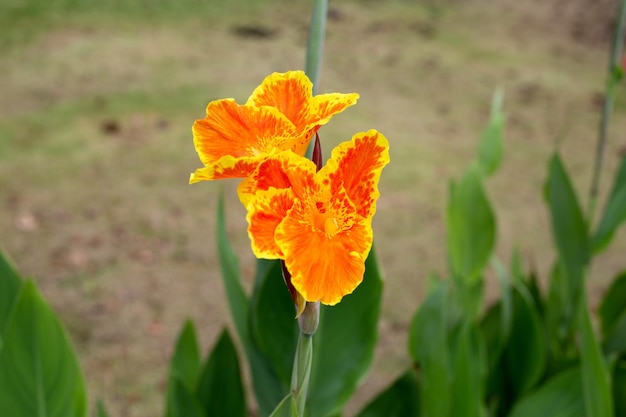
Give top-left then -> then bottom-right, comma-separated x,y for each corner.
189,71 -> 359,184
244,130 -> 390,305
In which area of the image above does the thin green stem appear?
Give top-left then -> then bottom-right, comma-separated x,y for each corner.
291,332 -> 313,417
588,0 -> 626,222
304,0 -> 328,159
305,0 -> 328,95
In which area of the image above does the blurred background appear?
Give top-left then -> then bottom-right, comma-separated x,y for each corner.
1,0 -> 625,415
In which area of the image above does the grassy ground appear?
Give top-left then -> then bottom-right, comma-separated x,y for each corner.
1,0 -> 625,415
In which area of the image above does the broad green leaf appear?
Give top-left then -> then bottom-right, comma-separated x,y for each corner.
593,156 -> 626,253
165,320 -> 202,417
447,166 -> 496,284
504,283 -> 546,397
599,272 -> 626,353
269,393 -> 299,417
450,321 -> 486,417
167,376 -> 204,417
579,293 -> 614,417
508,367 -> 584,417
0,280 -> 88,417
355,369 -> 420,417
217,198 -> 287,415
477,89 -> 505,176
169,319 -> 201,389
545,153 -> 589,312
408,280 -> 451,417
196,329 -> 246,417
216,192 -> 249,349
544,262 -> 577,363
250,260 -> 298,385
614,357 -> 626,417
0,251 -> 23,341
307,247 -> 383,417
96,399 -> 109,417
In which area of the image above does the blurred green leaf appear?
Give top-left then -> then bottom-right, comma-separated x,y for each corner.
508,367 -> 584,417
196,329 -> 246,417
614,357 -> 626,417
477,89 -> 505,176
0,280 -> 88,417
599,272 -> 626,353
593,156 -> 626,253
447,166 -> 496,284
250,260 -> 298,385
167,376 -> 204,417
169,319 -> 201,389
545,153 -> 589,312
307,247 -> 383,417
450,320 -> 486,417
504,283 -> 547,397
355,369 -> 420,417
579,293 -> 614,417
408,280 -> 451,417
0,251 -> 23,343
166,320 -> 202,417
269,393 -> 299,417
96,399 -> 109,417
216,192 -> 250,348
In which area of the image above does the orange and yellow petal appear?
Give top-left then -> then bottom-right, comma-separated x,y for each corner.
276,208 -> 373,305
189,154 -> 264,183
246,188 -> 295,259
321,130 -> 390,220
246,71 -> 313,129
193,99 -> 298,167
238,152 -> 319,205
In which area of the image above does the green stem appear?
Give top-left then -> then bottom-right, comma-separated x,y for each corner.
305,0 -> 328,95
304,0 -> 328,159
291,332 -> 313,417
588,0 -> 626,222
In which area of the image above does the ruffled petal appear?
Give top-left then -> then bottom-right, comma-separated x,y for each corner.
237,152 -> 319,205
321,130 -> 390,219
276,204 -> 373,305
192,99 -> 298,167
189,154 -> 265,182
246,71 -> 314,129
246,188 -> 295,259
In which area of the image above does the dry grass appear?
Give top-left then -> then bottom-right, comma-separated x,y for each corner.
1,0 -> 625,415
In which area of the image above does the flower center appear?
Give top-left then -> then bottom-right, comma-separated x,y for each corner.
324,217 -> 339,235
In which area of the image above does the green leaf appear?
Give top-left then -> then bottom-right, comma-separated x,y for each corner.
96,399 -> 109,417
355,369 -> 420,417
447,166 -> 496,284
477,88 -> 505,176
269,393 -> 299,417
0,280 -> 88,417
545,153 -> 590,311
307,247 -> 383,417
169,319 -> 201,389
216,192 -> 250,349
165,320 -> 202,417
0,251 -> 24,341
504,283 -> 547,397
196,329 -> 246,417
408,280 -> 451,417
508,367 -> 584,417
450,320 -> 486,417
166,376 -> 204,417
250,260 -> 298,385
593,156 -> 626,253
614,357 -> 626,417
599,271 -> 626,354
579,292 -> 614,417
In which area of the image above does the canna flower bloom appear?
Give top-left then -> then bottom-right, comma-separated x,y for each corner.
189,71 -> 359,184
243,130 -> 390,305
